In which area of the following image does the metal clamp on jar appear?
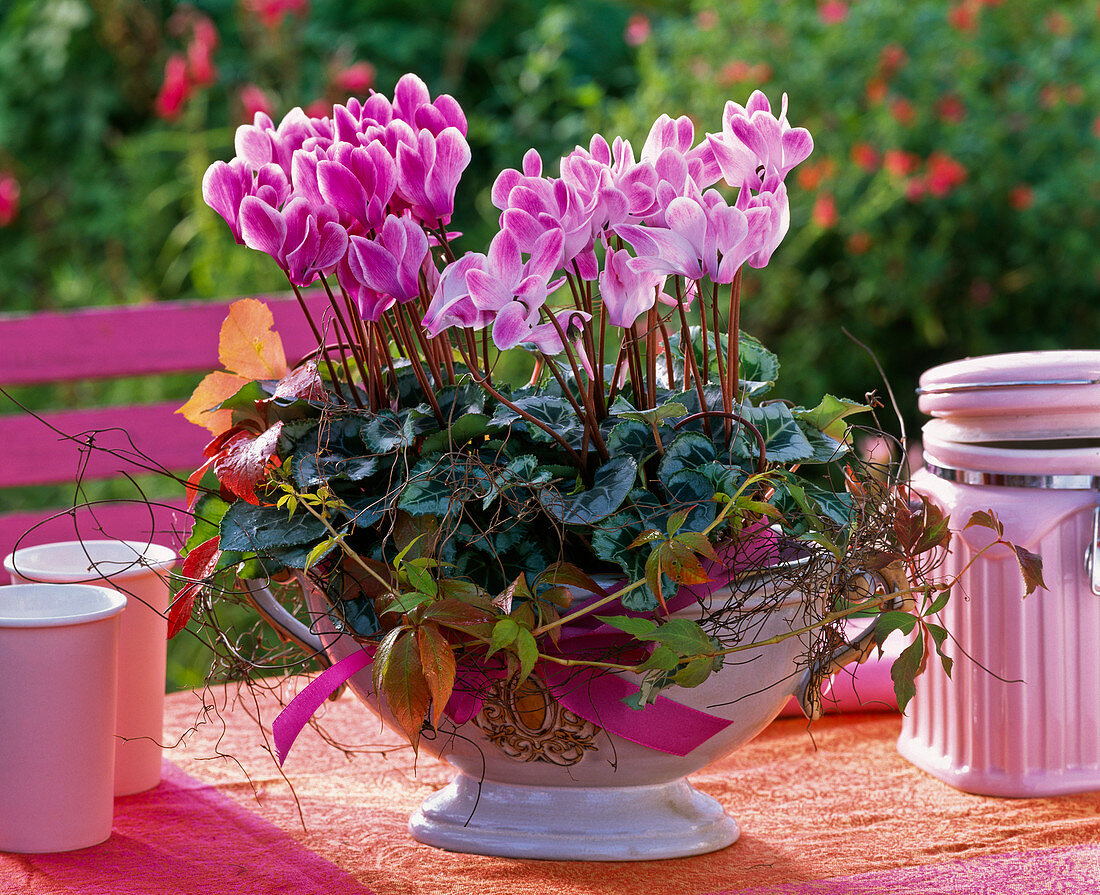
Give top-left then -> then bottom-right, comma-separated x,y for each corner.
899,350 -> 1100,797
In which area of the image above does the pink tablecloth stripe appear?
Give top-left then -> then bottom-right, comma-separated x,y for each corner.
17,762 -> 373,895
714,844 -> 1100,895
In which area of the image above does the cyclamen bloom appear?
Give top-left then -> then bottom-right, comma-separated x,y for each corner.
346,215 -> 429,302
706,91 -> 814,189
202,160 -> 290,243
239,196 -> 347,286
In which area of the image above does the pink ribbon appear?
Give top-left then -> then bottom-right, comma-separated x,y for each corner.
272,524 -> 786,765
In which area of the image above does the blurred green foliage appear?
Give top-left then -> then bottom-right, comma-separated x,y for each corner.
610,0 -> 1100,430
0,0 -> 640,312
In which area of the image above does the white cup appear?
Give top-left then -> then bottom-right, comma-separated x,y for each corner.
0,583 -> 126,852
4,541 -> 176,796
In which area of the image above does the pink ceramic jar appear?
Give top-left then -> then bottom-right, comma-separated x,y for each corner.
900,351 -> 1100,796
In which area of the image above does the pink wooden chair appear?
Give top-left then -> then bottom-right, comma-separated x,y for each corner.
0,294 -> 326,583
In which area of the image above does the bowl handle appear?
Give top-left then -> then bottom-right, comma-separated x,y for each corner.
794,561 -> 913,719
241,579 -> 330,664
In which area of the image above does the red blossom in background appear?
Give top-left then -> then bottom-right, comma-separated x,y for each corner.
926,152 -> 967,196
883,149 -> 920,178
847,232 -> 872,255
1093,116 -> 1100,139
817,0 -> 849,25
890,98 -> 916,126
865,77 -> 888,105
905,177 -> 927,202
334,61 -> 376,95
812,193 -> 838,228
948,1 -> 979,32
936,94 -> 967,123
695,9 -> 718,30
154,54 -> 193,120
242,0 -> 310,30
0,172 -> 19,226
878,44 -> 908,77
239,84 -> 273,122
796,158 -> 835,191
850,143 -> 879,171
1009,184 -> 1034,210
624,14 -> 651,46
187,16 -> 219,87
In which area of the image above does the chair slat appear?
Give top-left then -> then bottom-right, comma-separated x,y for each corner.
0,292 -> 332,386
1,403 -> 211,489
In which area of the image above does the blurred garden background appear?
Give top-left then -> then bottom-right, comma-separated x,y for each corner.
1,0 -> 1098,687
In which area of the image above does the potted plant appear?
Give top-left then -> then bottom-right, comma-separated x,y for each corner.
174,74 -> 1042,860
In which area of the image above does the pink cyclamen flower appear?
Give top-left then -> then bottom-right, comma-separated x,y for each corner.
346,214 -> 429,302
394,126 -> 471,228
318,141 -> 398,232
239,196 -> 348,286
202,159 -> 289,243
235,107 -> 327,177
0,172 -> 19,227
422,253 -> 494,336
707,91 -> 813,189
495,160 -> 600,280
154,54 -> 192,121
391,73 -> 467,137
599,247 -> 665,328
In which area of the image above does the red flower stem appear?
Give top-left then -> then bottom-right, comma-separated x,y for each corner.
289,281 -> 360,408
645,307 -> 658,409
543,313 -> 610,461
674,286 -> 711,437
392,308 -> 445,424
400,303 -> 443,390
373,320 -> 399,400
698,284 -> 711,384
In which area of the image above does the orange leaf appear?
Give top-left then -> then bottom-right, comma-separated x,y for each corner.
218,298 -> 288,381
381,630 -> 431,751
177,370 -> 249,435
417,622 -> 457,727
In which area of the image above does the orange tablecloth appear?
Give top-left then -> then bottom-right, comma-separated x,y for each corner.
3,683 -> 1099,894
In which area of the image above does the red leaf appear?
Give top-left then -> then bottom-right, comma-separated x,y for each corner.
273,360 -> 326,401
169,535 -> 221,638
212,421 -> 284,504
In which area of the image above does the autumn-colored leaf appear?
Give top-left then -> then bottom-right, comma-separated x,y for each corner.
169,535 -> 221,638
421,598 -> 495,638
1012,544 -> 1046,596
178,370 -> 249,435
964,509 -> 1004,538
416,622 -> 457,726
211,421 -> 284,504
672,530 -> 720,563
273,360 -> 326,401
534,562 -> 607,598
660,539 -> 712,585
381,630 -> 431,751
218,298 -> 288,381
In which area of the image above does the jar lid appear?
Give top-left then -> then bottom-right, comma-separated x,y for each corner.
918,351 -> 1100,437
